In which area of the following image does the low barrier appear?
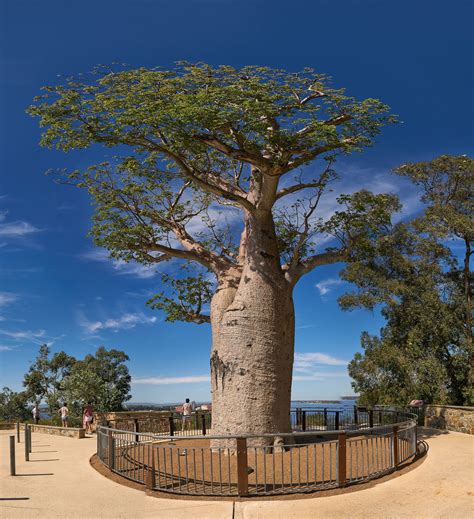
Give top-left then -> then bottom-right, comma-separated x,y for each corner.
20,423 -> 85,439
96,409 -> 418,497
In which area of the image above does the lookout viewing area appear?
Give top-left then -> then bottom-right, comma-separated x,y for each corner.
1,407 -> 473,518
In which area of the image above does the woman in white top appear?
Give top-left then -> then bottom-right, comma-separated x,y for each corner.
59,403 -> 69,427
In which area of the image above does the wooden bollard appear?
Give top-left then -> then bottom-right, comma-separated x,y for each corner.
337,433 -> 347,486
168,416 -> 175,436
335,411 -> 340,431
201,413 -> 207,436
10,435 -> 16,475
393,425 -> 399,467
236,438 -> 249,496
146,444 -> 156,489
302,411 -> 307,431
369,410 -> 374,428
24,426 -> 29,461
134,419 -> 139,443
16,422 -> 20,443
28,425 -> 32,453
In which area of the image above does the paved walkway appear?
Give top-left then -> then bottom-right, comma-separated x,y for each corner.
0,428 -> 472,518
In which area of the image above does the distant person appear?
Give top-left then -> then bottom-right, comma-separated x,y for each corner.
83,401 -> 94,434
59,403 -> 69,427
182,398 -> 193,431
32,404 -> 40,424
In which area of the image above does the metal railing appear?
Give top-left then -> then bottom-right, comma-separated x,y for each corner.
96,408 -> 418,497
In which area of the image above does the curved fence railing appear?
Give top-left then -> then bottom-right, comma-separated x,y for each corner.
96,408 -> 418,497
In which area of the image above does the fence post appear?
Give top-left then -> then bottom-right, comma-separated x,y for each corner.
10,435 -> 16,476
24,426 -> 29,462
392,425 -> 399,467
302,411 -> 306,431
335,411 -> 340,431
168,416 -> 175,436
108,430 -> 115,470
201,413 -> 207,436
337,433 -> 347,486
16,422 -> 20,443
369,410 -> 374,429
353,406 -> 358,426
324,408 -> 328,428
379,410 -> 383,425
134,419 -> 139,443
146,444 -> 156,489
236,437 -> 248,496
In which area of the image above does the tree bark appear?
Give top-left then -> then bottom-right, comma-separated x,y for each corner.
210,211 -> 295,447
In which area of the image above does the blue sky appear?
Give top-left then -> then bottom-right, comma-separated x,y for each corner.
0,0 -> 472,403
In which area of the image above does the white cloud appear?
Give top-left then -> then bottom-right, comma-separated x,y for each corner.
78,311 -> 157,335
0,292 -> 19,307
0,210 -> 41,237
293,372 -> 348,381
0,345 -> 14,351
0,328 -> 47,345
133,375 -> 211,385
294,352 -> 348,373
82,249 -> 158,279
315,278 -> 344,296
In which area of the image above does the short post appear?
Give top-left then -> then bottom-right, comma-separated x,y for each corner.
10,435 -> 16,476
369,410 -> 374,429
392,425 -> 399,467
24,426 -> 29,461
145,444 -> 156,489
108,430 -> 115,469
379,410 -> 383,425
302,410 -> 306,431
16,422 -> 20,443
201,413 -> 207,436
335,411 -> 340,431
353,406 -> 358,426
337,433 -> 347,486
28,425 -> 32,453
323,408 -> 328,427
168,416 -> 175,436
134,419 -> 139,443
236,437 -> 248,496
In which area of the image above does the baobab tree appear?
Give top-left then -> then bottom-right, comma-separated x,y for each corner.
29,63 -> 400,444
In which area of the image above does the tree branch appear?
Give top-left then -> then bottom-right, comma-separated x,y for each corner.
284,248 -> 348,284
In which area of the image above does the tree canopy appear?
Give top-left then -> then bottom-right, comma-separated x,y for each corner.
28,63 -> 399,323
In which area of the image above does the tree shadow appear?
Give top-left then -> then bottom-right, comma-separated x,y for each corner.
28,459 -> 59,462
16,473 -> 54,476
417,426 -> 450,439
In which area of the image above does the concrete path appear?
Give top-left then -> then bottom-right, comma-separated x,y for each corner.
0,428 -> 472,518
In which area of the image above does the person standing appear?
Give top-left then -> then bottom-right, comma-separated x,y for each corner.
32,404 -> 40,424
59,402 -> 69,427
181,398 -> 193,432
83,401 -> 94,434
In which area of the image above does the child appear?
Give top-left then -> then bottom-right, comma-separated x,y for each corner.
59,403 -> 69,427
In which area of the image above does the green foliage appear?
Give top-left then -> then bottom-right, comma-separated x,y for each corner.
62,346 -> 131,412
345,154 -> 473,406
0,387 -> 30,421
23,344 -> 76,413
28,62 -> 399,323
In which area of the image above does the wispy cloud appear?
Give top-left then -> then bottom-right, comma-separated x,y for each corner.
133,375 -> 211,385
82,249 -> 158,279
293,372 -> 348,381
0,211 -> 41,237
294,352 -> 348,373
0,345 -> 14,352
0,328 -> 47,345
0,292 -> 19,307
78,311 -> 157,335
315,278 -> 345,296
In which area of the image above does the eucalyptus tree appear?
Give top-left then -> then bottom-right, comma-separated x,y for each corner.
29,63 -> 399,442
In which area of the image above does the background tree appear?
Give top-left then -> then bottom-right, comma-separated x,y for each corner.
63,346 -> 131,412
23,344 -> 76,414
343,155 -> 473,405
29,63 -> 399,441
0,387 -> 31,422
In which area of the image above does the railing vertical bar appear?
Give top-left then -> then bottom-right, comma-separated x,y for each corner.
201,449 -> 205,494
227,447 -> 231,495
306,445 -> 309,486
170,447 -> 175,491
193,449 -> 197,493
210,446 -> 214,494
185,448 -> 189,490
218,447 -> 223,494
321,442 -> 325,484
263,446 -> 267,493
298,444 -> 301,488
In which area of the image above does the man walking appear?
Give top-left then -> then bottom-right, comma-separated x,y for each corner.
181,398 -> 193,432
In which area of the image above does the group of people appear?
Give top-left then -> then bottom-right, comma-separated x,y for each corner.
31,401 -> 94,434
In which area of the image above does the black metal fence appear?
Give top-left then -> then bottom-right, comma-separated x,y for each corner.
97,409 -> 418,497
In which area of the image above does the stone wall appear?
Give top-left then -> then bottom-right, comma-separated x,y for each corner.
0,422 -> 14,430
424,405 -> 474,434
21,423 -> 85,439
93,410 -> 173,434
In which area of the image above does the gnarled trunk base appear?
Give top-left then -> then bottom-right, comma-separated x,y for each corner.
210,271 -> 294,448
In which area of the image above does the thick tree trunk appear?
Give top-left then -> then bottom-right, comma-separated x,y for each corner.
210,210 -> 295,447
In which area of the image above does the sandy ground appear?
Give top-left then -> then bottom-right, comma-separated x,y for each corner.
0,427 -> 472,518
